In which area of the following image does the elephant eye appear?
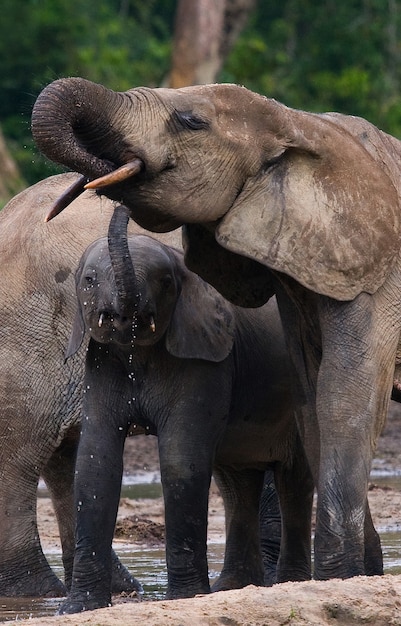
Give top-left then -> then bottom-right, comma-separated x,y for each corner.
162,274 -> 173,289
84,270 -> 96,288
173,110 -> 209,131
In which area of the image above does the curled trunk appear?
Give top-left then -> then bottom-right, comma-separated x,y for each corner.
107,204 -> 139,320
31,78 -> 124,181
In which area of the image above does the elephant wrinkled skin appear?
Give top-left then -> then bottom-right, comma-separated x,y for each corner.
31,77 -> 401,580
0,173 -> 178,596
0,173 -> 310,606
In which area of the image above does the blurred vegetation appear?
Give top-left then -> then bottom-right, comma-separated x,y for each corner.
1,0 -> 401,191
0,0 -> 176,190
223,0 -> 401,132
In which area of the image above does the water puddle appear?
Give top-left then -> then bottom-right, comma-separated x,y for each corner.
0,544 -> 225,622
2,473 -> 401,622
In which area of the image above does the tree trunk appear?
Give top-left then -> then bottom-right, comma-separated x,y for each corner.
167,0 -> 257,87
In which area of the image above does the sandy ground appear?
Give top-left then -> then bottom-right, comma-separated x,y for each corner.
26,401 -> 401,625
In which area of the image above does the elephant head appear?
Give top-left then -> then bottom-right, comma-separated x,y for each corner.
66,209 -> 235,362
32,77 -> 401,303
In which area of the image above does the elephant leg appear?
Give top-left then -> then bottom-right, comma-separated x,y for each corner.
41,427 -> 79,591
58,424 -> 126,614
0,461 -> 65,597
59,429 -> 143,614
258,470 -> 281,585
43,425 -> 142,596
313,294 -> 397,580
158,418 -> 221,600
58,352 -> 142,614
364,501 -> 383,575
211,466 -> 265,592
274,433 -> 313,583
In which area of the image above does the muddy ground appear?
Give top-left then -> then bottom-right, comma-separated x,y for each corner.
27,401 -> 401,625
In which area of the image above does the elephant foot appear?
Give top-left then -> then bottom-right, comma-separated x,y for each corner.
263,572 -> 276,587
211,571 -> 264,593
58,572 -> 142,615
313,533 -> 365,580
275,568 -> 311,585
57,594 -> 111,615
313,558 -> 365,581
166,581 -> 210,599
111,550 -> 143,595
364,557 -> 383,577
0,565 -> 66,597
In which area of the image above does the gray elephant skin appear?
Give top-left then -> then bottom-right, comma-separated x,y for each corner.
31,77 -> 401,581
0,172 -> 179,596
59,207 -> 313,613
0,173 -> 308,605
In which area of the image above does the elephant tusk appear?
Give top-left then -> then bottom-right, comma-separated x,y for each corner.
84,159 -> 143,190
150,316 -> 156,333
98,313 -> 105,328
45,175 -> 88,222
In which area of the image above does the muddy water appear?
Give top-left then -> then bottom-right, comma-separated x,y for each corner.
0,542 -> 225,622
1,476 -> 401,622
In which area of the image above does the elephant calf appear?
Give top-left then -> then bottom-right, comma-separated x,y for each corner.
60,206 -> 314,614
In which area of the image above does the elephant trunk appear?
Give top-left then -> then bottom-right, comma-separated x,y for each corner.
107,204 -> 140,322
32,77 -> 130,181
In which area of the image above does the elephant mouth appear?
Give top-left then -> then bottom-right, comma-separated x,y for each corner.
45,159 -> 144,222
89,309 -> 157,346
88,312 -> 134,345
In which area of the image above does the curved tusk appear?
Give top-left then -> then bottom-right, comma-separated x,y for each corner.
98,313 -> 105,328
150,316 -> 156,333
45,175 -> 88,222
84,159 -> 143,190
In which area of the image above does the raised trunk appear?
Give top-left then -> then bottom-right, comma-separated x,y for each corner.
31,78 -> 125,181
107,204 -> 139,320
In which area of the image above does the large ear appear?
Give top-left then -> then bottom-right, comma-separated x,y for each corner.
64,262 -> 86,360
216,111 -> 401,301
182,223 -> 275,307
165,255 -> 236,362
64,307 -> 85,360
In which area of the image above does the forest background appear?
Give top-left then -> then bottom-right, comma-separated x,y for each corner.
1,0 -> 401,206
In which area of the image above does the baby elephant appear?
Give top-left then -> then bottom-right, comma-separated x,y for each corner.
61,231 -> 314,614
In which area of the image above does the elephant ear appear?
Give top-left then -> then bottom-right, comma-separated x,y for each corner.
216,113 -> 401,301
65,262 -> 86,360
65,307 -> 85,360
165,253 -> 236,362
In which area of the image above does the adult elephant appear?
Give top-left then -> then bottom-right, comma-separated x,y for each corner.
0,172 -> 178,596
32,77 -> 401,581
60,204 -> 313,613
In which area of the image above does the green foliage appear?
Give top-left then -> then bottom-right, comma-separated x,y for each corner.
0,0 -> 176,185
222,0 -> 401,137
1,0 -> 401,187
